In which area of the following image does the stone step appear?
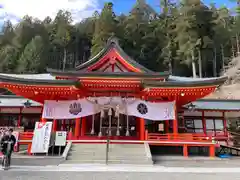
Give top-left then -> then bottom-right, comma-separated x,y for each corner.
66,143 -> 152,165
67,157 -> 105,161
108,152 -> 146,154
68,155 -> 148,160
64,159 -> 152,164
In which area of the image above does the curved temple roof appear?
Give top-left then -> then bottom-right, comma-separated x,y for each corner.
0,73 -> 77,86
47,68 -> 169,79
0,72 -> 227,88
144,76 -> 227,88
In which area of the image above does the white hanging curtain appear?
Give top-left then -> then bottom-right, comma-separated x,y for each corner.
42,97 -> 175,121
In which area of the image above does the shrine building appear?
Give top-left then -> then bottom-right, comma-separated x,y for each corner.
0,37 -> 238,157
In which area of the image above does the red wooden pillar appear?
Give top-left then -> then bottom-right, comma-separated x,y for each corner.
52,119 -> 57,132
81,117 -> 86,136
75,118 -> 80,138
17,114 -> 22,127
183,144 -> 188,157
202,111 -> 207,135
139,118 -> 145,141
62,119 -> 65,130
173,104 -> 178,135
165,120 -> 169,133
209,145 -> 215,157
27,143 -> 32,155
223,112 -> 227,136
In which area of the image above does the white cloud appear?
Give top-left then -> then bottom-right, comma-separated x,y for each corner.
0,0 -> 100,23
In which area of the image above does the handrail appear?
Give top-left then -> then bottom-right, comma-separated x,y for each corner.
62,141 -> 72,160
19,132 -> 34,140
147,133 -> 212,142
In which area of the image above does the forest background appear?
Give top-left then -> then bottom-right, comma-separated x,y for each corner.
1,0 -> 240,78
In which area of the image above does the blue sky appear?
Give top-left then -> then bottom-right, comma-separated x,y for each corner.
0,0 -> 237,27
101,0 -> 236,14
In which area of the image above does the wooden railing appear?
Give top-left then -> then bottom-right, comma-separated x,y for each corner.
147,132 -> 213,142
19,132 -> 34,143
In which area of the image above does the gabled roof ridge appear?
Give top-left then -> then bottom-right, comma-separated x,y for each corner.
75,36 -> 155,73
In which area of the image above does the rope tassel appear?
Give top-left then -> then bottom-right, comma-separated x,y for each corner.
100,109 -> 104,118
115,105 -> 119,118
108,108 -> 112,116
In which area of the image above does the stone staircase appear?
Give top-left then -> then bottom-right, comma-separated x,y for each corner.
108,144 -> 153,164
65,144 -> 107,164
65,143 -> 153,164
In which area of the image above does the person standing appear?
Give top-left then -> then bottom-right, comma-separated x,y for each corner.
0,129 -> 16,166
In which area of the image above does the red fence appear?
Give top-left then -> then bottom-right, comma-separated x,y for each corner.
147,132 -> 213,143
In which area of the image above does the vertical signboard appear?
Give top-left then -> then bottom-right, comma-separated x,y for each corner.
31,122 -> 52,153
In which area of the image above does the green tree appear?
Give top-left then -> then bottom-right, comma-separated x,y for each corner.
0,45 -> 19,72
17,36 -> 45,73
160,0 -> 179,74
91,2 -> 117,57
51,10 -> 73,70
212,5 -> 232,74
175,0 -> 215,77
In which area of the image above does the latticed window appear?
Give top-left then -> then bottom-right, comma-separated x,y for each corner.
205,119 -> 224,135
185,118 -> 204,133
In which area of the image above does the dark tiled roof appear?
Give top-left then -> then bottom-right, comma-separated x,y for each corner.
47,68 -> 169,78
0,72 -> 227,88
0,74 -> 77,86
185,99 -> 240,111
143,76 -> 227,88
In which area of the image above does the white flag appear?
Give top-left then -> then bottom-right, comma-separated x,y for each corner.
127,100 -> 175,121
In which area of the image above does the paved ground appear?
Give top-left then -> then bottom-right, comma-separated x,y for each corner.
155,160 -> 240,167
0,171 -> 240,180
7,155 -> 240,167
153,156 -> 240,167
1,155 -> 240,180
11,157 -> 63,166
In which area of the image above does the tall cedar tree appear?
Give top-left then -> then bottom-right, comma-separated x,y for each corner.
91,2 -> 117,57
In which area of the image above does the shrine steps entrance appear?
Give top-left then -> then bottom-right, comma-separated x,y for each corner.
64,143 -> 153,164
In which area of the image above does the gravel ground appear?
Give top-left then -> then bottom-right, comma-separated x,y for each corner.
0,171 -> 240,180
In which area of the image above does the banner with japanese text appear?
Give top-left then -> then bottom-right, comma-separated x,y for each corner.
31,122 -> 52,153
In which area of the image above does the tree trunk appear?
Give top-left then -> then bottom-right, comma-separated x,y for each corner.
213,47 -> 217,77
198,49 -> 202,78
232,39 -> 235,58
168,60 -> 172,75
220,44 -> 225,72
168,49 -> 173,74
63,48 -> 67,71
191,50 -> 197,78
236,33 -> 240,56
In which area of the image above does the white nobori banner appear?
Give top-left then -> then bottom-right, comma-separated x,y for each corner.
31,122 -> 52,153
42,97 -> 175,121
